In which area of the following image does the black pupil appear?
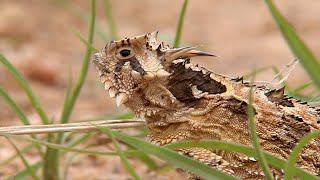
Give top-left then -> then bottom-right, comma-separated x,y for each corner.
120,49 -> 131,57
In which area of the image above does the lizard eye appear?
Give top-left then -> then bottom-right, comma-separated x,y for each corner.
116,46 -> 135,60
120,49 -> 131,57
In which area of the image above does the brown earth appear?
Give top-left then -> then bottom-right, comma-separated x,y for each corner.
0,0 -> 319,179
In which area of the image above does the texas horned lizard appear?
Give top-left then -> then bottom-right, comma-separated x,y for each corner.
92,31 -> 320,179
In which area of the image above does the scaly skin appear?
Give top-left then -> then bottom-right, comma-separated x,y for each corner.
92,31 -> 320,179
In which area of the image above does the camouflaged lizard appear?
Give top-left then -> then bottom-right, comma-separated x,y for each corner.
92,31 -> 320,179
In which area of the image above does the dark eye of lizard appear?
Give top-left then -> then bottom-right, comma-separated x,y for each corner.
119,49 -> 131,57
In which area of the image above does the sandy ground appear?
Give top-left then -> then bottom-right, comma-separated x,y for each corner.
0,0 -> 319,179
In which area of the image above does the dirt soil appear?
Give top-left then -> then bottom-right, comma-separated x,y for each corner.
0,0 -> 319,179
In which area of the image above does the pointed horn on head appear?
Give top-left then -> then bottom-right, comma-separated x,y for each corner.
164,46 -> 215,62
130,33 -> 148,46
146,31 -> 160,50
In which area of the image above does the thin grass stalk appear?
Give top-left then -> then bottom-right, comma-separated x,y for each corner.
6,137 -> 40,180
103,0 -> 118,40
5,132 -> 317,179
284,131 -> 320,180
73,30 -> 99,52
174,0 -> 188,47
0,55 -> 50,124
165,141 -> 317,179
265,0 -> 320,89
110,130 -> 236,180
99,128 -> 141,179
0,119 -> 145,135
247,72 -> 273,180
3,134 -> 144,157
43,1 -> 96,178
0,86 -> 43,156
60,0 -> 96,125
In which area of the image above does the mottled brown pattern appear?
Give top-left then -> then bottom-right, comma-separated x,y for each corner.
93,32 -> 320,179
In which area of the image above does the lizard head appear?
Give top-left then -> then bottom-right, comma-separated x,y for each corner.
92,31 -> 214,107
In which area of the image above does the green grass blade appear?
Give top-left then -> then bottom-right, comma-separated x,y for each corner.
65,1 -> 109,40
284,130 -> 320,180
165,141 -> 318,180
103,0 -> 118,40
99,128 -> 141,180
43,1 -> 96,179
137,153 -> 158,170
3,133 -> 143,157
243,66 -> 272,80
310,94 -> 320,101
43,134 -> 59,180
6,161 -> 43,180
63,153 -> 78,180
0,85 -> 44,154
0,54 -> 50,124
0,86 -> 31,125
6,137 -> 40,180
265,0 -> 320,89
5,132 -> 317,179
73,30 -> 99,52
247,82 -> 273,180
109,130 -> 236,180
174,0 -> 188,47
65,132 -> 96,147
288,81 -> 313,95
60,65 -> 73,125
60,0 -> 96,124
1,143 -> 34,166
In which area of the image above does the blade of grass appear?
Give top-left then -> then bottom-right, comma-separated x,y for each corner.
65,1 -> 108,40
247,72 -> 273,180
0,54 -> 50,124
44,1 -> 96,179
284,130 -> 320,180
137,153 -> 158,170
0,86 -> 43,156
43,134 -> 59,180
58,65 -> 73,144
165,141 -> 317,180
265,0 -> 320,89
0,86 -> 31,125
3,133 -> 143,157
5,132 -> 317,179
310,93 -> 320,102
60,0 -> 96,125
66,132 -> 96,147
243,66 -> 272,80
108,129 -> 236,180
99,127 -> 141,180
1,143 -> 34,166
155,164 -> 176,174
72,30 -> 99,53
112,112 -> 135,119
173,0 -> 188,47
63,153 -> 78,180
288,81 -> 313,95
6,137 -> 40,180
6,161 -> 43,180
103,0 -> 118,40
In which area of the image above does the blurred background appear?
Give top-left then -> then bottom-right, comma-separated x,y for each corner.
0,0 -> 319,179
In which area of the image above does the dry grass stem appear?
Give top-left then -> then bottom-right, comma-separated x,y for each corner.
0,119 -> 146,135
